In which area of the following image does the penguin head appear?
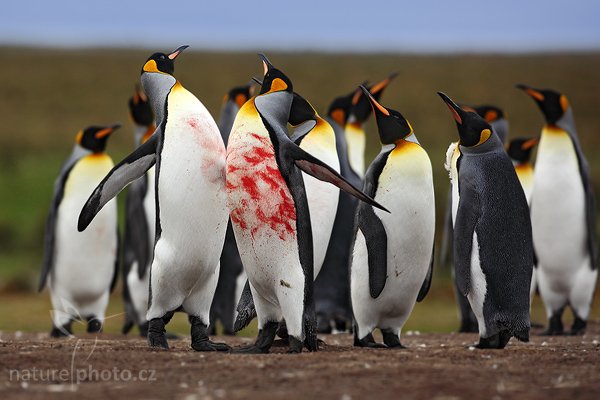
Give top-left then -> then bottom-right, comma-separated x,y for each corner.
507,137 -> 539,163
438,92 -> 494,148
360,85 -> 412,145
225,82 -> 254,108
128,85 -> 154,127
350,73 -> 398,124
75,124 -> 121,153
468,104 -> 505,124
141,45 -> 189,76
327,90 -> 355,127
516,84 -> 569,125
258,54 -> 293,95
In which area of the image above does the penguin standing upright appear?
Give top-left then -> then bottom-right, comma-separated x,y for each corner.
211,83 -> 253,335
517,84 -> 597,335
39,124 -> 121,337
79,46 -> 229,351
351,87 -> 435,348
440,103 -> 509,333
507,136 -> 539,302
121,86 -> 155,336
439,92 -> 533,349
226,55 -> 386,353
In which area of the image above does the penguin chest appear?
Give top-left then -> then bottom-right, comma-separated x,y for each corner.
344,122 -> 366,177
299,127 -> 340,276
156,87 -> 227,268
445,142 -> 460,225
531,127 -> 586,269
226,110 -> 300,292
54,155 -> 117,297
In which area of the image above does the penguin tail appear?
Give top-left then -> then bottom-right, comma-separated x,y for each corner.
233,307 -> 257,333
513,328 -> 530,343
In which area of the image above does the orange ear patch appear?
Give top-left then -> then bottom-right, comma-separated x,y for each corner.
268,78 -> 288,92
75,130 -> 83,144
143,59 -> 160,73
560,95 -> 569,112
235,94 -> 247,107
330,109 -> 345,126
484,110 -> 498,122
475,129 -> 492,146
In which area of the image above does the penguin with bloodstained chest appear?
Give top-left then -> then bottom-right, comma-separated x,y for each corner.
210,82 -> 253,335
517,84 -> 597,335
351,87 -> 435,348
121,85 -> 155,337
39,124 -> 121,337
226,54 -> 387,353
439,92 -> 533,349
79,46 -> 229,351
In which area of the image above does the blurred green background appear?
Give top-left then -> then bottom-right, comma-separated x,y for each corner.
1,48 -> 599,335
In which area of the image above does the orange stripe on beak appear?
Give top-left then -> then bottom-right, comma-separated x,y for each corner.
526,88 -> 544,101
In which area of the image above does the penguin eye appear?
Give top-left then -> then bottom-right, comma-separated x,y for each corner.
159,55 -> 165,60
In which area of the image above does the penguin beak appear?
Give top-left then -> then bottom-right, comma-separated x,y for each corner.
95,124 -> 121,139
438,92 -> 466,125
522,137 -> 539,150
516,84 -> 545,102
252,77 -> 263,86
168,45 -> 189,60
359,85 -> 389,116
258,53 -> 274,76
369,72 -> 398,97
351,81 -> 369,106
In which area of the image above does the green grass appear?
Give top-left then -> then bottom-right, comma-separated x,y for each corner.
0,48 -> 599,331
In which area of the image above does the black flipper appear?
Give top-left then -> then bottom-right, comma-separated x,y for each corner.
357,204 -> 388,299
38,161 -> 77,292
110,228 -> 120,293
233,280 -> 257,332
78,132 -> 160,232
417,243 -> 435,302
288,143 -> 389,213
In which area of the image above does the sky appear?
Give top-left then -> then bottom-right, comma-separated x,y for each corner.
1,0 -> 599,53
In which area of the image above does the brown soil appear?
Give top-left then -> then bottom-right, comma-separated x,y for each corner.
1,323 -> 599,400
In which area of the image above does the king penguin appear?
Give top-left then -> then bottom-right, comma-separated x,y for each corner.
507,136 -> 539,303
439,92 -> 533,349
440,103 -> 509,333
79,46 -> 230,351
121,85 -> 155,336
351,86 -> 435,348
39,124 -> 121,337
517,84 -> 598,335
210,82 -> 254,335
226,54 -> 386,353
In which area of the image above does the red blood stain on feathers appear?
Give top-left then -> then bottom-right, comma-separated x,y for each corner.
227,131 -> 297,241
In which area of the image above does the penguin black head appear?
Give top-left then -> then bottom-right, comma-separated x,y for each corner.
141,45 -> 189,76
470,105 -> 505,124
507,137 -> 539,163
327,90 -> 355,127
128,85 -> 154,127
516,84 -> 569,125
76,124 -> 121,153
351,73 -> 398,123
258,54 -> 293,95
360,85 -> 412,145
438,92 -> 493,147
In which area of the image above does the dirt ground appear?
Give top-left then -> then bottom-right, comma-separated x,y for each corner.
1,323 -> 599,400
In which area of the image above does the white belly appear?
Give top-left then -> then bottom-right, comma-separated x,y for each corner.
299,129 -> 340,278
154,87 -> 228,289
345,123 -> 366,177
51,157 -> 117,303
144,168 -> 156,247
351,143 -> 435,335
445,142 -> 460,225
531,128 -> 587,283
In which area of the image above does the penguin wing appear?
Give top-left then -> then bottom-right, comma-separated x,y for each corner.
38,162 -> 77,292
110,227 -> 120,293
287,143 -> 389,213
571,137 -> 598,270
123,175 -> 151,279
417,243 -> 435,302
357,202 -> 388,298
78,132 -> 159,232
453,186 -> 480,297
439,189 -> 454,268
233,280 -> 257,332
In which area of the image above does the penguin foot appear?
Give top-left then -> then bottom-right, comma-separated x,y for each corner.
474,332 -> 510,349
354,332 -> 387,349
276,320 -> 289,339
50,322 -> 73,338
382,329 -> 405,348
287,336 -> 303,354
190,316 -> 230,352
570,317 -> 587,336
231,321 -> 278,354
147,318 -> 169,350
86,317 -> 102,334
541,309 -> 564,336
